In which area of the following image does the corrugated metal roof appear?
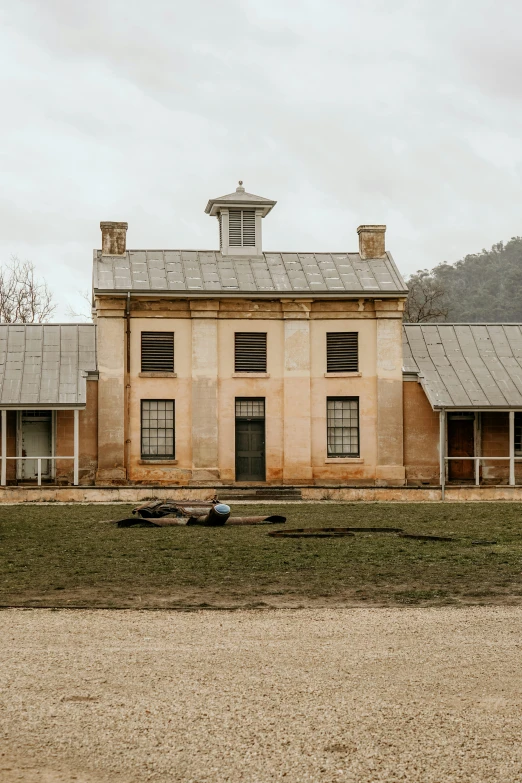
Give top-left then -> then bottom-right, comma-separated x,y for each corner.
403,323 -> 522,409
93,250 -> 408,295
0,324 -> 96,408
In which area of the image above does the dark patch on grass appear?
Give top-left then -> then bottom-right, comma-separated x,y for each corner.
1,502 -> 522,608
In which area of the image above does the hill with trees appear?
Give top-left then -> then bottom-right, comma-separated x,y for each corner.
404,237 -> 522,323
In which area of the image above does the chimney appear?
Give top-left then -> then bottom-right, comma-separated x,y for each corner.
100,221 -> 128,256
357,225 -> 386,259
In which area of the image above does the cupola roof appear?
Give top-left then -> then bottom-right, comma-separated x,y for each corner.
205,181 -> 276,217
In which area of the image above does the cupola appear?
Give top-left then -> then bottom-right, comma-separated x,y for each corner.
205,182 -> 276,256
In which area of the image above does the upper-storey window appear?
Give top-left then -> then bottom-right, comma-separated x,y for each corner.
326,332 -> 358,373
234,332 -> 267,373
229,209 -> 256,247
141,332 -> 174,373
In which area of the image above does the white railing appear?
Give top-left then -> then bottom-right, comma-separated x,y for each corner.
0,408 -> 79,487
444,456 -> 522,486
4,456 -> 76,486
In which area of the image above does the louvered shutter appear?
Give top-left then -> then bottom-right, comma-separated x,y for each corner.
235,333 -> 267,372
229,210 -> 242,246
326,332 -> 358,372
228,210 -> 256,248
141,332 -> 174,372
242,211 -> 256,246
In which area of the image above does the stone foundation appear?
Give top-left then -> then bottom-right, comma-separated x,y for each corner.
3,484 -> 522,503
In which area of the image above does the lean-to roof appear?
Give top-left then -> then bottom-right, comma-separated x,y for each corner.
403,323 -> 522,409
0,324 -> 96,408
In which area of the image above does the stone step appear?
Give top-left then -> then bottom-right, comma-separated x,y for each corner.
221,488 -> 302,501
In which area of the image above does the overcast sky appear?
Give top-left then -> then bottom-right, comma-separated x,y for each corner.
2,0 -> 522,319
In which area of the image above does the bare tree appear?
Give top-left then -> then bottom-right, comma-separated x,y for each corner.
403,270 -> 449,323
0,256 -> 56,323
65,290 -> 93,322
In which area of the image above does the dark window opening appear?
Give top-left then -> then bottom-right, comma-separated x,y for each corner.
234,332 -> 267,373
141,332 -> 174,373
326,332 -> 358,373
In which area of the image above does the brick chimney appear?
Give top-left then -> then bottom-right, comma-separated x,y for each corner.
100,221 -> 128,256
357,225 -> 386,259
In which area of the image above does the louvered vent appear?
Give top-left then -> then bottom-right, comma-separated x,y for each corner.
229,210 -> 242,246
235,332 -> 267,372
141,332 -> 174,372
242,210 -> 255,246
229,210 -> 256,248
326,332 -> 358,373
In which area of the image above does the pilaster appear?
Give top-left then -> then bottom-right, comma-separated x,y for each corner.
282,300 -> 313,483
375,300 -> 406,484
95,297 -> 126,484
190,301 -> 220,482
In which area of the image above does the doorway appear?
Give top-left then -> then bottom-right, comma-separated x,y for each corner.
448,413 -> 475,481
19,411 -> 53,480
235,398 -> 265,481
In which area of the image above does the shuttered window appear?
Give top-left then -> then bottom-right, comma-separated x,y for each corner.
141,400 -> 175,459
327,397 -> 359,457
229,209 -> 256,247
326,332 -> 358,373
234,332 -> 267,373
141,332 -> 174,373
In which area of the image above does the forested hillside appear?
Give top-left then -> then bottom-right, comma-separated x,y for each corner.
404,237 -> 522,323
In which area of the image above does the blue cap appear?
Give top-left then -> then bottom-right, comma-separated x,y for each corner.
215,504 -> 231,515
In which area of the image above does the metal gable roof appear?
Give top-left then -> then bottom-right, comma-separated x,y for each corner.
93,250 -> 408,296
403,323 -> 522,409
0,324 -> 97,408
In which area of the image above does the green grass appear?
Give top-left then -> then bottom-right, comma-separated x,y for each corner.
1,502 -> 522,608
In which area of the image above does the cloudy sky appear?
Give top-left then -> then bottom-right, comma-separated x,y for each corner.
2,0 -> 522,318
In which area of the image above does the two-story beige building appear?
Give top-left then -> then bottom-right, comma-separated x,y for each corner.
92,184 -> 408,487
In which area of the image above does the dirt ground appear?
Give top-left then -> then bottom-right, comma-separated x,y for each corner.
2,607 -> 522,782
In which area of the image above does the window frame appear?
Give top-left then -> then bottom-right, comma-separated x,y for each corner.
326,396 -> 360,458
140,399 -> 175,460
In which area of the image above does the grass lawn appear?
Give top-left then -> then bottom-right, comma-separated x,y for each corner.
1,502 -> 522,608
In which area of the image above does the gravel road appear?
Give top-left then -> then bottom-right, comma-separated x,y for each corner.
1,607 -> 522,782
